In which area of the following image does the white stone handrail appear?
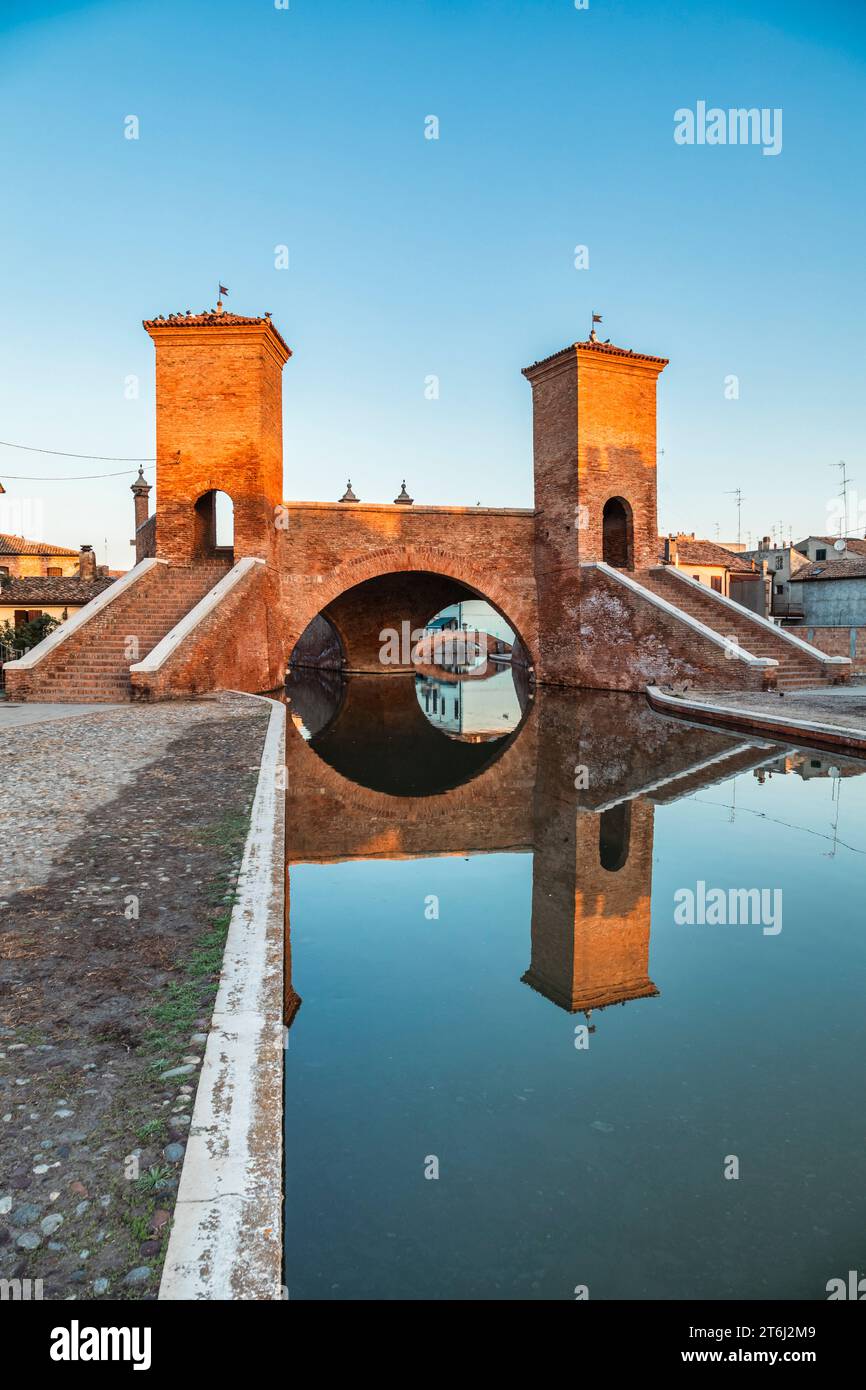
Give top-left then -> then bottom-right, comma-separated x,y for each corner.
130,556 -> 265,674
2,557 -> 168,671
655,565 -> 851,665
582,561 -> 777,667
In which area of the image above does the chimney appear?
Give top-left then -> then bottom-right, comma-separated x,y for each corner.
664,535 -> 678,565
78,544 -> 96,581
761,536 -> 771,549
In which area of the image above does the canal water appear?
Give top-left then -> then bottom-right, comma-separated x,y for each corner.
282,665 -> 866,1300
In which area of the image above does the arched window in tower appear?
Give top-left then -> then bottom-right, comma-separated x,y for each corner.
599,801 -> 632,872
602,496 -> 634,569
193,489 -> 234,559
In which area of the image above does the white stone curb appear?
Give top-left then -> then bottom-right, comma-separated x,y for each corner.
3,557 -> 167,670
159,694 -> 285,1300
646,684 -> 866,753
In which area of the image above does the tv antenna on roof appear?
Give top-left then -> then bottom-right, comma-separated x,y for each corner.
830,459 -> 851,538
725,488 -> 745,548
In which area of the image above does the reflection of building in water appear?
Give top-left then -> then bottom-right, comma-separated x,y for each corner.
283,674 -> 823,1033
433,599 -> 515,646
757,750 -> 862,782
415,669 -> 523,741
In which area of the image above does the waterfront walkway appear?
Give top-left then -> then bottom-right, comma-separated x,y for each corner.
0,694 -> 271,1300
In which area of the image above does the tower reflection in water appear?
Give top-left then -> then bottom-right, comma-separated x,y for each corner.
282,662 -> 866,1301
283,663 -> 778,1023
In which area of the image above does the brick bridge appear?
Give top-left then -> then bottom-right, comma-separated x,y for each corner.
4,303 -> 849,700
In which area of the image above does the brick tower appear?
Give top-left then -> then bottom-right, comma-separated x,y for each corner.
143,303 -> 292,566
523,331 -> 668,683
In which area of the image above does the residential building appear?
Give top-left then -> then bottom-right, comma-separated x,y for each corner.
0,533 -> 80,578
0,545 -> 115,631
789,555 -> 866,626
740,536 -> 811,620
660,533 -> 767,613
793,535 -> 866,564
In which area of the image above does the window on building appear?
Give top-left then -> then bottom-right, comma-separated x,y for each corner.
775,556 -> 784,569
815,548 -> 827,561
693,574 -> 701,582
47,566 -> 62,576
0,566 -> 9,576
711,576 -> 723,592
14,610 -> 28,626
775,584 -> 784,594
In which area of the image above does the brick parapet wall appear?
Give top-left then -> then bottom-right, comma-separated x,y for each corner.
802,625 -> 866,674
130,562 -> 279,700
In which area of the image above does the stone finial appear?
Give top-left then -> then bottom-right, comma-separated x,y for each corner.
394,481 -> 413,505
340,480 -> 358,502
130,465 -> 151,497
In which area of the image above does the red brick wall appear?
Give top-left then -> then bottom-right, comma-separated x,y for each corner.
523,342 -> 667,684
803,626 -> 866,674
572,567 -> 772,692
144,321 -> 289,566
277,502 -> 539,667
130,562 -> 279,700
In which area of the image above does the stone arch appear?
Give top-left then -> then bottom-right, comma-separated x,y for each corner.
602,496 -> 634,570
192,488 -> 235,561
285,544 -> 537,672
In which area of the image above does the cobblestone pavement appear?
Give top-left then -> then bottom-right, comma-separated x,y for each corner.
0,694 -> 272,1300
687,685 -> 866,736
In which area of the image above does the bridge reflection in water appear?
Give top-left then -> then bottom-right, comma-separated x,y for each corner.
283,666 -> 777,1023
282,667 -> 866,1301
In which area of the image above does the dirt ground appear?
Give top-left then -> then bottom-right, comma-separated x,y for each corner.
0,694 -> 271,1300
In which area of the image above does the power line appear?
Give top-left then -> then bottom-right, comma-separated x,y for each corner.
0,439 -> 155,462
0,466 -> 155,481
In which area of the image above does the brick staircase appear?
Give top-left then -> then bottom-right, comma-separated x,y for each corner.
4,559 -> 232,702
634,566 -> 844,690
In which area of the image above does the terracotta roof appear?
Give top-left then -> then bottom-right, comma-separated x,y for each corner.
661,536 -> 756,571
0,533 -> 79,557
143,308 -> 291,356
524,338 -> 669,373
793,556 -> 866,582
0,575 -> 115,605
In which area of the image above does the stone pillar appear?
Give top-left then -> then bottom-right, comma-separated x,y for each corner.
130,466 -> 153,562
131,466 -> 151,533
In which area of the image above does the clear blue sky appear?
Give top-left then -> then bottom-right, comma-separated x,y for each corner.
0,0 -> 864,569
